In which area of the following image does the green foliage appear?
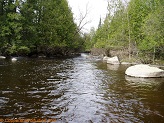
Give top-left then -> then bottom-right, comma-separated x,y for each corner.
0,0 -> 84,56
83,27 -> 96,50
17,46 -> 30,55
87,1 -> 129,49
38,0 -> 77,48
141,3 -> 164,49
6,45 -> 17,55
87,0 -> 163,61
0,0 -> 23,55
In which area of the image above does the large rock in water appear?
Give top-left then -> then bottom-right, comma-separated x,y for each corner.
107,56 -> 120,65
125,64 -> 164,78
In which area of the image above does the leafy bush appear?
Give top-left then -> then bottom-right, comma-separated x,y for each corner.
18,46 -> 30,55
5,45 -> 17,55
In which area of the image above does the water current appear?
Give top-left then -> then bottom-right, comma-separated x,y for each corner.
0,54 -> 164,122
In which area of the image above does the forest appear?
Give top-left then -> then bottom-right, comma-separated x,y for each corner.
0,0 -> 163,62
84,0 -> 164,63
0,0 -> 84,57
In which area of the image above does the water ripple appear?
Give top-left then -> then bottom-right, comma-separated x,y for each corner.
0,55 -> 164,122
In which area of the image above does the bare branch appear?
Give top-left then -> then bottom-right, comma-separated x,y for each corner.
76,2 -> 91,33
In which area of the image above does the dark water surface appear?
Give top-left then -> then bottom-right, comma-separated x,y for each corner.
0,54 -> 164,123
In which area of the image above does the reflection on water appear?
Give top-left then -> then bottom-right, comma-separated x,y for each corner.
107,64 -> 120,71
0,54 -> 164,122
125,76 -> 164,91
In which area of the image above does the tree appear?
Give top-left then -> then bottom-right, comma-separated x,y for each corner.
140,1 -> 164,61
87,0 -> 164,62
83,27 -> 95,50
98,17 -> 102,29
0,0 -> 23,56
92,0 -> 127,49
0,0 -> 84,56
37,0 -> 79,54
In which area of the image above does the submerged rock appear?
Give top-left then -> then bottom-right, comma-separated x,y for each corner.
125,64 -> 164,78
121,62 -> 137,65
107,56 -> 120,65
107,64 -> 120,71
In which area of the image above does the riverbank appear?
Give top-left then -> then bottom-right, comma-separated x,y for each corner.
0,52 -> 81,60
90,48 -> 164,66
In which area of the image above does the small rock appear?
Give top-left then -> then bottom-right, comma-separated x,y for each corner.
107,56 -> 120,65
81,53 -> 89,58
12,58 -> 17,61
0,56 -> 6,59
38,54 -> 46,58
103,56 -> 110,61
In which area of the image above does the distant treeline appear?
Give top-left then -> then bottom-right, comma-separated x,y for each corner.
84,0 -> 164,62
0,0 -> 84,57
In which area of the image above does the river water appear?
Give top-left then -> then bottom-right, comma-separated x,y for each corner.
0,54 -> 164,123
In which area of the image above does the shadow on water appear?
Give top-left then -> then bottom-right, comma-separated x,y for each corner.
0,55 -> 164,122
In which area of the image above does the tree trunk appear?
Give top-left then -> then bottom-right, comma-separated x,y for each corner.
153,46 -> 156,64
127,11 -> 131,59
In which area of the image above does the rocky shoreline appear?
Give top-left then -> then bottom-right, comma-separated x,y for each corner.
101,55 -> 164,78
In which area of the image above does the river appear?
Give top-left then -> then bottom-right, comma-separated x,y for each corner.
0,54 -> 164,123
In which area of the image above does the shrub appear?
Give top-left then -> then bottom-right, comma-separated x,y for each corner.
18,46 -> 30,55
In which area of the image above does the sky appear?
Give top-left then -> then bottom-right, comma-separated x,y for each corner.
67,0 -> 108,33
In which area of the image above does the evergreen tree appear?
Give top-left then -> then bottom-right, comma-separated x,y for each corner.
0,0 -> 84,56
89,0 -> 164,61
0,0 -> 23,55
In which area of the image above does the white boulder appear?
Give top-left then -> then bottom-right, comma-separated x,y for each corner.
103,56 -> 110,61
81,53 -> 89,58
11,58 -> 17,61
125,64 -> 164,78
107,56 -> 120,65
0,56 -> 6,59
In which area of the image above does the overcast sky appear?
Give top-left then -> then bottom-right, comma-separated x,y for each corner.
68,0 -> 108,33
